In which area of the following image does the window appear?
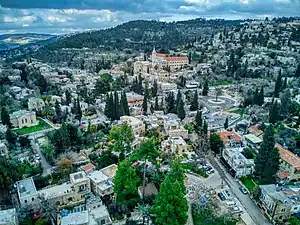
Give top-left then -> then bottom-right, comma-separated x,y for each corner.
32,198 -> 34,201
24,200 -> 27,204
25,119 -> 28,123
100,219 -> 106,225
281,208 -> 285,212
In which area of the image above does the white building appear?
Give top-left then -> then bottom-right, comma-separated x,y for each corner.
28,97 -> 45,111
120,116 -> 145,136
0,208 -> 18,225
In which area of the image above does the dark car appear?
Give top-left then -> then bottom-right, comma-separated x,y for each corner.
239,186 -> 248,194
217,192 -> 226,201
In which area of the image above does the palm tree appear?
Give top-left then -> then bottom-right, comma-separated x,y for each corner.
215,88 -> 223,102
43,103 -> 54,120
137,204 -> 151,225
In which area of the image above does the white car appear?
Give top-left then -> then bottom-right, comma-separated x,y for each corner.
231,206 -> 242,213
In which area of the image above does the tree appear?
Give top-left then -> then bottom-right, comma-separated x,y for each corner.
6,128 -> 16,145
54,100 -> 62,123
177,98 -> 186,120
195,110 -> 203,132
255,125 -> 280,183
0,157 -> 20,189
289,216 -> 300,225
224,117 -> 229,130
121,91 -> 130,116
114,91 -> 120,120
202,80 -> 209,96
252,87 -> 260,105
152,168 -> 188,225
280,89 -> 291,118
57,158 -> 73,177
109,123 -> 135,158
269,100 -> 279,124
154,96 -> 159,110
190,90 -> 199,111
96,150 -> 119,170
65,90 -> 72,106
142,94 -> 148,115
114,159 -> 141,209
152,80 -> 158,97
283,75 -> 288,90
176,90 -> 182,109
258,86 -> 264,106
274,71 -> 282,98
1,106 -> 11,128
210,133 -> 224,155
202,120 -> 208,136
108,93 -> 114,120
74,98 -> 82,123
104,94 -> 111,118
166,92 -> 176,114
295,63 -> 300,78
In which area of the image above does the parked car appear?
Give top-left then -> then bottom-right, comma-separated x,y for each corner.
217,192 -> 226,201
225,201 -> 236,207
231,206 -> 242,214
239,186 -> 248,194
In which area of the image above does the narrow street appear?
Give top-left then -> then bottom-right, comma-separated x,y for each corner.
30,138 -> 52,176
208,156 -> 271,225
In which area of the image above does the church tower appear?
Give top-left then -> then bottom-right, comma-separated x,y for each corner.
151,46 -> 156,63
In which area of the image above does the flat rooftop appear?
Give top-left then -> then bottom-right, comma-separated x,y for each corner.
17,177 -> 37,198
39,182 -> 73,200
61,211 -> 89,225
100,164 -> 117,180
0,208 -> 16,225
88,171 -> 108,183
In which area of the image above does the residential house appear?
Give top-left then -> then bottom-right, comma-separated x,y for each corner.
221,147 -> 255,178
216,131 -> 242,148
248,124 -> 264,137
244,134 -> 263,148
259,184 -> 300,223
164,119 -> 188,139
87,164 -> 117,197
0,208 -> 18,225
28,97 -> 45,111
16,177 -> 39,206
10,110 -> 37,129
120,116 -> 145,136
276,144 -> 300,181
161,136 -> 188,156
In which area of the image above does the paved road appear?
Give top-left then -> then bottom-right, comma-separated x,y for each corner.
208,156 -> 271,225
30,138 -> 52,176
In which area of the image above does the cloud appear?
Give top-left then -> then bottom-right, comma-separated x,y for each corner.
0,0 -> 299,34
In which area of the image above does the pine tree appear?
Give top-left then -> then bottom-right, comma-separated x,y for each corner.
269,100 -> 279,124
154,96 -> 159,111
295,63 -> 300,78
114,91 -> 120,120
75,98 -> 82,123
176,90 -> 182,109
1,106 -> 11,128
195,110 -> 203,132
152,162 -> 188,225
190,90 -> 199,111
202,120 -> 208,136
202,80 -> 209,96
114,159 -> 141,210
255,125 -> 280,183
283,75 -> 287,89
109,93 -> 114,120
65,90 -> 72,106
258,86 -> 264,106
252,87 -> 260,105
142,95 -> 148,115
104,94 -> 110,118
177,98 -> 185,120
121,91 -> 130,116
274,71 -> 282,98
224,117 -> 229,130
55,100 -> 62,123
152,80 -> 158,97
166,92 -> 176,114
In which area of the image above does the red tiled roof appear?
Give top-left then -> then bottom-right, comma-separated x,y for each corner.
82,163 -> 96,173
128,98 -> 144,103
156,53 -> 167,57
216,131 -> 241,144
248,124 -> 264,137
276,143 -> 300,167
277,170 -> 290,180
165,56 -> 188,62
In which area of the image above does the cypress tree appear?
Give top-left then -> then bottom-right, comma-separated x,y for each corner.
274,71 -> 282,98
295,63 -> 300,78
176,90 -> 182,109
269,100 -> 279,124
104,94 -> 110,118
1,106 -> 11,128
190,90 -> 199,111
166,92 -> 176,114
224,117 -> 229,130
258,86 -> 264,106
283,75 -> 287,89
195,110 -> 202,131
109,92 -> 115,120
65,90 -> 72,106
122,91 -> 130,116
160,98 -> 164,112
75,98 -> 82,123
177,98 -> 185,120
255,125 -> 280,183
114,91 -> 120,120
202,80 -> 209,96
252,87 -> 259,105
142,94 -> 148,115
202,120 -> 208,136
119,96 -> 125,117
154,96 -> 159,110
152,80 -> 158,97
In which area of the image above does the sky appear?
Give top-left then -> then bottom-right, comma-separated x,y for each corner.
0,0 -> 299,34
